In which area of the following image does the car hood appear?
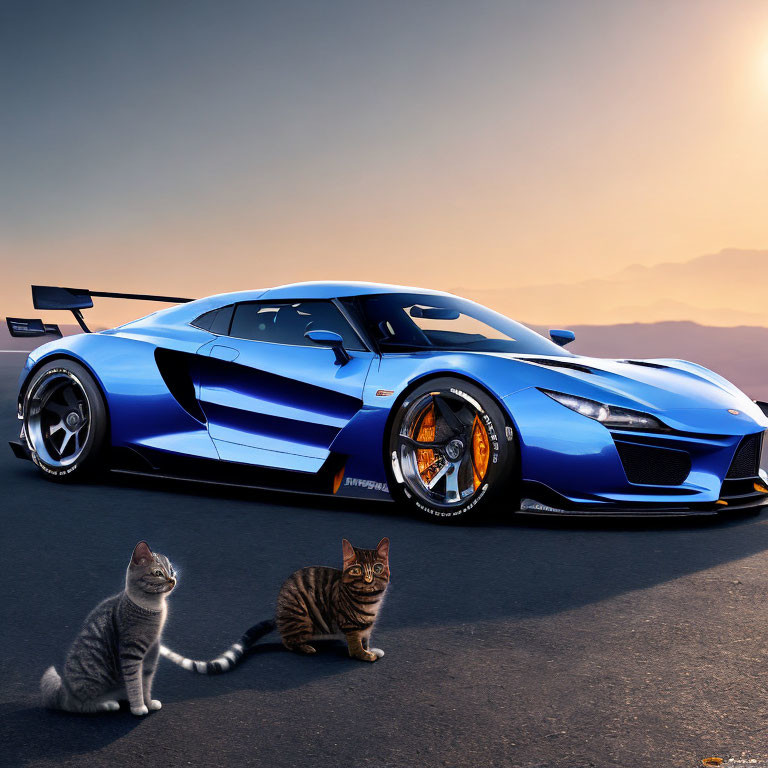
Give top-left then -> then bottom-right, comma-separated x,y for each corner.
499,353 -> 768,429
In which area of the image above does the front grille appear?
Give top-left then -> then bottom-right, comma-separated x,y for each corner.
726,433 -> 762,479
614,440 -> 691,486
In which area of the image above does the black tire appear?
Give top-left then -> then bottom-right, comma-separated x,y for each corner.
386,377 -> 518,522
22,358 -> 108,482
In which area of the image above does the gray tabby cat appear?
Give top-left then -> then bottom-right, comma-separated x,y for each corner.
40,541 -> 176,715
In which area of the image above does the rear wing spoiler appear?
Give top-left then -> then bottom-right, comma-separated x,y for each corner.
6,317 -> 62,339
6,285 -> 195,334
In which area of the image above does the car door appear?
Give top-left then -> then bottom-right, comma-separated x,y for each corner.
195,299 -> 374,473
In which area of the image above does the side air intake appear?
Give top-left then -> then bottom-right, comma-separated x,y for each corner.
726,433 -> 762,479
154,349 -> 206,423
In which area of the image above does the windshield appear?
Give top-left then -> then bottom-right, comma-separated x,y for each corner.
348,293 -> 571,356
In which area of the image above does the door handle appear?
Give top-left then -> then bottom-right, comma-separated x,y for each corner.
210,345 -> 240,362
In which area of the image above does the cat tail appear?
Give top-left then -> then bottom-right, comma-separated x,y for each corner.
160,619 -> 276,675
40,665 -> 63,709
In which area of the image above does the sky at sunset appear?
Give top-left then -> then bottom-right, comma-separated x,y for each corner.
2,0 -> 768,328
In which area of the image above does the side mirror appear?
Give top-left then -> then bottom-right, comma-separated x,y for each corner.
305,329 -> 351,366
549,329 -> 575,347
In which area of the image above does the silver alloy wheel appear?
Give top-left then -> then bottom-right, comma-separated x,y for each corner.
25,371 -> 91,468
396,390 -> 490,507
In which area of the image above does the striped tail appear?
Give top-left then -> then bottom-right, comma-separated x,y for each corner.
160,619 -> 276,675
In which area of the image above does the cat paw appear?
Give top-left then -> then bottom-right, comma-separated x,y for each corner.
131,705 -> 149,716
147,700 -> 162,711
370,648 -> 385,658
359,650 -> 378,662
101,700 -> 120,712
295,644 -> 316,655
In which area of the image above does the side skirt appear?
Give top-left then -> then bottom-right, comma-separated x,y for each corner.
10,439 -> 394,502
108,446 -> 395,502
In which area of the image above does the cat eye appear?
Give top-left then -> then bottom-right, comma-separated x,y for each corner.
348,566 -> 362,576
373,563 -> 384,574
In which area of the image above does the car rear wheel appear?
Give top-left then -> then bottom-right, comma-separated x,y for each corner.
22,359 -> 108,481
387,377 -> 517,522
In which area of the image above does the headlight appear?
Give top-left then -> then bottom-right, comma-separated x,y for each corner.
541,389 -> 667,430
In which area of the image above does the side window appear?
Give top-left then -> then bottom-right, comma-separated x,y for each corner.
191,309 -> 217,331
229,301 -> 364,350
190,305 -> 234,334
210,305 -> 234,335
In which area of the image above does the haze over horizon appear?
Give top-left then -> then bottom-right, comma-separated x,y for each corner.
2,0 -> 767,328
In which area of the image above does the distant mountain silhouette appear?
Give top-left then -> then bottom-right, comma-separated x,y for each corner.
459,248 -> 768,327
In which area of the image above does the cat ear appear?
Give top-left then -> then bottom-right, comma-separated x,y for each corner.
341,538 -> 356,569
131,541 -> 153,567
376,537 -> 390,561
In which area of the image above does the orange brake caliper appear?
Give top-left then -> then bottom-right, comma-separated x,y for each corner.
414,402 -> 438,484
471,414 -> 490,490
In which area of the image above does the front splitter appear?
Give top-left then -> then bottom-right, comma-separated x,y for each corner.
518,495 -> 768,518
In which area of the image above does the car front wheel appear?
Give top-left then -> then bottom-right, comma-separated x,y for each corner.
386,377 -> 517,522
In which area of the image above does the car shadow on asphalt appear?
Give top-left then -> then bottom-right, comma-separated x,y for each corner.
91,471 -> 768,635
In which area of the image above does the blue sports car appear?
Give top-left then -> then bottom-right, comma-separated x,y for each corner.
7,281 -> 768,521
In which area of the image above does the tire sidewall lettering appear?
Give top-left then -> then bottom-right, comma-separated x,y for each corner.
414,483 -> 489,518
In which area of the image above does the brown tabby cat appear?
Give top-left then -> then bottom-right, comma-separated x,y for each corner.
276,537 -> 390,661
160,538 -> 390,673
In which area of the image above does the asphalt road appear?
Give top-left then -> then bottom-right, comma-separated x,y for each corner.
2,352 -> 768,768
